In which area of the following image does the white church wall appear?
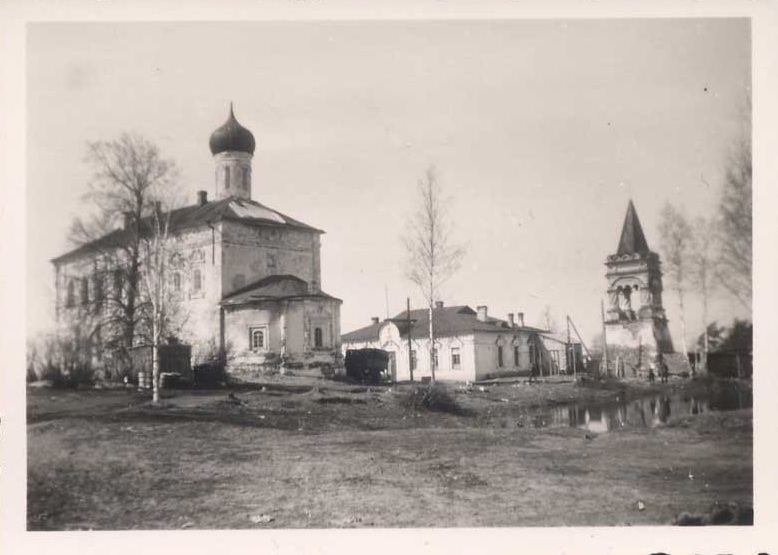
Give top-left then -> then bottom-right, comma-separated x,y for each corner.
220,220 -> 320,297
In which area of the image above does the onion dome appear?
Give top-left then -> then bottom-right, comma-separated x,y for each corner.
209,103 -> 256,155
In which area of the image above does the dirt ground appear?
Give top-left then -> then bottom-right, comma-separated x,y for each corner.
26,375 -> 752,530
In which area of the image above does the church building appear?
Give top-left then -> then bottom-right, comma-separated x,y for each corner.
51,106 -> 342,379
604,200 -> 674,371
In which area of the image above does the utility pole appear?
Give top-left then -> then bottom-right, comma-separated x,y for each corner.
567,315 -> 577,382
407,297 -> 414,382
567,315 -> 571,376
601,299 -> 608,377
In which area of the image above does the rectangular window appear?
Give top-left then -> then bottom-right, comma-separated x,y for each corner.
80,277 -> 89,306
498,345 -> 504,368
66,280 -> 75,308
172,272 -> 182,292
193,269 -> 202,292
250,327 -> 267,351
410,350 -> 417,371
514,346 -> 520,367
433,348 -> 439,369
451,347 -> 461,370
113,270 -> 123,300
314,327 -> 323,348
94,275 -> 104,311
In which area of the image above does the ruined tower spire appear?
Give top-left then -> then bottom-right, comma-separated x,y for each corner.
616,199 -> 650,256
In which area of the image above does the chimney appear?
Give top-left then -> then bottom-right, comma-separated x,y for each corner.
517,312 -> 525,327
197,190 -> 208,206
371,317 -> 380,325
435,301 -> 444,309
508,313 -> 515,328
122,211 -> 133,230
477,305 -> 488,322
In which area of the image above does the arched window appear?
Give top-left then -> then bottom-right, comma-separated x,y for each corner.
172,272 -> 181,292
224,166 -> 230,188
314,327 -> 323,348
193,269 -> 202,292
65,280 -> 75,308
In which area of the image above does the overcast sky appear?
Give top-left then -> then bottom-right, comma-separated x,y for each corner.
26,19 -> 751,346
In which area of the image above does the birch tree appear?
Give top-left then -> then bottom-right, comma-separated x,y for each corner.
402,167 -> 464,382
690,215 -> 717,373
658,202 -> 692,366
138,202 -> 179,403
716,137 -> 752,310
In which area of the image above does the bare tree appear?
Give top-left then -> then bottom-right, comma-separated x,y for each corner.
402,167 -> 464,382
71,133 -> 179,351
658,202 -> 692,365
690,215 -> 717,373
716,136 -> 752,310
65,133 -> 182,397
539,305 -> 559,332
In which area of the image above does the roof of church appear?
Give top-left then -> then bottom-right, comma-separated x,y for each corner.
616,200 -> 651,256
221,274 -> 340,305
342,305 -> 544,342
209,104 -> 256,155
52,197 -> 321,264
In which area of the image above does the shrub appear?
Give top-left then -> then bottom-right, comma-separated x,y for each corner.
193,360 -> 225,388
27,334 -> 95,388
400,384 -> 466,415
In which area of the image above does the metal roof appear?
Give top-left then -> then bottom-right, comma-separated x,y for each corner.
342,305 -> 543,342
221,274 -> 340,306
52,197 -> 321,264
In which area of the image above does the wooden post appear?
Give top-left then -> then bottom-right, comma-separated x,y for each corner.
568,316 -> 577,382
566,315 -> 571,376
601,300 -> 608,377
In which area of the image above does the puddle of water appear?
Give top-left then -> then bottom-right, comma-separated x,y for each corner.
531,386 -> 752,432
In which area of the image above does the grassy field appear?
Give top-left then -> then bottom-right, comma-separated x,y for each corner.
26,375 -> 752,530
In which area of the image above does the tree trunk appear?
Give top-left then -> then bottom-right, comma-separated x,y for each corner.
428,303 -> 435,383
677,288 -> 690,370
701,280 -> 709,375
151,313 -> 160,403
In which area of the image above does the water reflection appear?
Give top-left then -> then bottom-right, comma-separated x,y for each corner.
532,386 -> 752,432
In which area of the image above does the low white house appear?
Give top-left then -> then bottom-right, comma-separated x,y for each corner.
342,304 -> 579,382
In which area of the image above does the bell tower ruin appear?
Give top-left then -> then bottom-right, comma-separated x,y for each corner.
604,200 -> 674,369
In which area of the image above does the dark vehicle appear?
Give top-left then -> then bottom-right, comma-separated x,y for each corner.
345,348 -> 389,384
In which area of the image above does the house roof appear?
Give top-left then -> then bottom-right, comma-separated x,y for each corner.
616,199 -> 651,256
342,305 -> 544,343
539,331 -> 581,345
221,274 -> 340,306
52,196 -> 321,264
